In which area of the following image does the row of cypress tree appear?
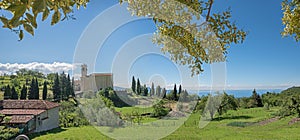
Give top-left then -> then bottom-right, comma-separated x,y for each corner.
3,78 -> 47,100
3,72 -> 75,101
131,76 -> 187,101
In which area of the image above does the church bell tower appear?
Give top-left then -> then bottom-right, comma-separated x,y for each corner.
81,64 -> 87,77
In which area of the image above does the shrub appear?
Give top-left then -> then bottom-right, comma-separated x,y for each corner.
80,95 -> 123,127
152,100 -> 169,117
59,101 -> 89,127
83,91 -> 95,99
0,126 -> 19,140
263,103 -> 270,110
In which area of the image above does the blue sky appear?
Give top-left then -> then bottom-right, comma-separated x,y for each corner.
0,0 -> 299,90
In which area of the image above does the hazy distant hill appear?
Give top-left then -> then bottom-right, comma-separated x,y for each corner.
280,86 -> 300,96
114,86 -> 127,91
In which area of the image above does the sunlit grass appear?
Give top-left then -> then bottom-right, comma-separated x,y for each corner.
31,107 -> 300,140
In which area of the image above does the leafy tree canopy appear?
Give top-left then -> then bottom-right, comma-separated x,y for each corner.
0,0 -> 89,40
282,0 -> 300,42
120,0 -> 247,75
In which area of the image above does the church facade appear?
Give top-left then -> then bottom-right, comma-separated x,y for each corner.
75,64 -> 113,93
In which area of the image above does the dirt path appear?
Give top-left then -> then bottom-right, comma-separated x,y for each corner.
258,117 -> 280,125
288,118 -> 300,125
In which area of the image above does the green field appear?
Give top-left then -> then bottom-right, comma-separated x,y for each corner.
30,107 -> 300,140
29,126 -> 111,140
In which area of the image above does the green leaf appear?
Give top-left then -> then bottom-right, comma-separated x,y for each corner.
42,8 -> 50,21
23,24 -> 34,36
7,4 -> 26,19
10,17 -> 21,28
25,13 -> 37,28
0,16 -> 8,25
51,11 -> 61,25
32,0 -> 46,15
19,30 -> 24,41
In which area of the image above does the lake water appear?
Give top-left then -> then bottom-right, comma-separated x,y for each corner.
190,89 -> 284,98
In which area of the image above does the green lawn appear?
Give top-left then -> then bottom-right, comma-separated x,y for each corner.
115,106 -> 153,115
115,106 -> 158,123
31,107 -> 300,140
163,108 -> 300,140
30,126 -> 112,140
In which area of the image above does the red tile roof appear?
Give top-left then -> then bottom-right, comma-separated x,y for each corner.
0,109 -> 46,115
1,100 -> 59,110
3,115 -> 34,124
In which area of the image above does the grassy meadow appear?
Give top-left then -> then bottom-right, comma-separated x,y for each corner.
30,107 -> 300,140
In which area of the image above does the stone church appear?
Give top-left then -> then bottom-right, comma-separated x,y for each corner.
75,64 -> 113,93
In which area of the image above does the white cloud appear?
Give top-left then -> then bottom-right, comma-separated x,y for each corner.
0,62 -> 73,75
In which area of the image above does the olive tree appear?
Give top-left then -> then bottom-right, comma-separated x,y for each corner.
282,0 -> 300,42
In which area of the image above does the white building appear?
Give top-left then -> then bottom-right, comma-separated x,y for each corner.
0,100 -> 60,133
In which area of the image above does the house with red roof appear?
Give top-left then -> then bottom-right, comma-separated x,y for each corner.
0,100 -> 60,133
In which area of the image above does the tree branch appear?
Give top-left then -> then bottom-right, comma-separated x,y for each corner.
206,0 -> 214,21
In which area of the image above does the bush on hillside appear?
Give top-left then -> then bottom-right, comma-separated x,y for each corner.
0,126 -> 19,140
59,101 -> 89,127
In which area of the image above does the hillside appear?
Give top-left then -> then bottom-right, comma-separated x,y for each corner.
281,86 -> 300,96
0,70 -> 53,100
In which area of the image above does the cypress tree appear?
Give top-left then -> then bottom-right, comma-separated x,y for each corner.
151,82 -> 155,96
256,94 -> 263,107
35,78 -> 39,99
66,74 -> 72,99
20,84 -> 27,100
177,85 -> 182,101
172,84 -> 178,101
162,88 -> 167,99
131,76 -> 136,93
143,84 -> 148,96
53,73 -> 61,101
60,72 -> 67,100
251,89 -> 263,107
71,77 -> 75,97
28,78 -> 35,99
137,78 -> 141,95
156,85 -> 161,97
178,85 -> 182,95
11,86 -> 18,100
4,85 -> 11,100
43,81 -> 48,100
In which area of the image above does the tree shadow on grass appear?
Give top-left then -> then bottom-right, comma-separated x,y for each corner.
212,115 -> 253,121
28,127 -> 66,139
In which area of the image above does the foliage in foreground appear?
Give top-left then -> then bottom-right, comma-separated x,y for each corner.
59,101 -> 89,127
80,95 -> 123,127
98,88 -> 130,107
195,92 -> 239,119
260,87 -> 300,118
152,100 -> 169,118
0,0 -> 89,40
122,0 -> 247,75
0,126 -> 19,140
282,0 -> 300,41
